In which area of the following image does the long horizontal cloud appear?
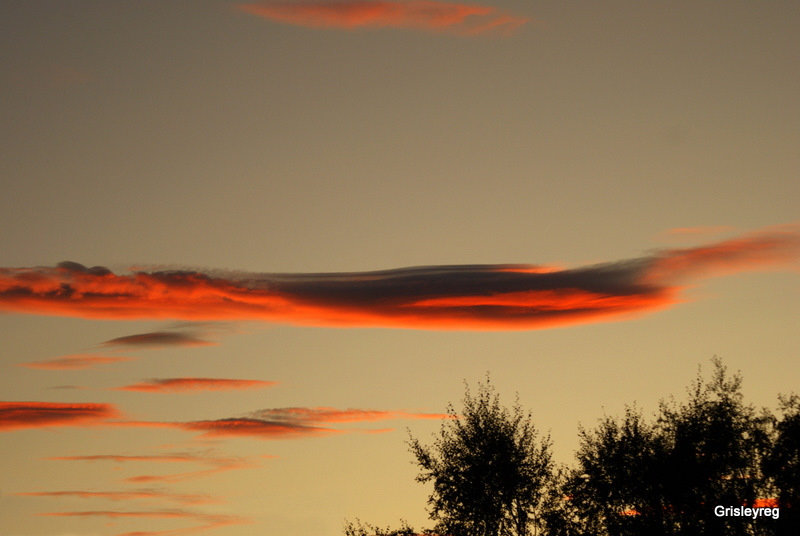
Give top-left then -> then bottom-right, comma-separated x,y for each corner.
177,405 -> 448,439
118,378 -> 277,393
40,509 -> 249,536
175,417 -> 340,439
250,406 -> 450,423
50,450 -> 260,483
18,489 -> 217,505
1,226 -> 798,330
0,402 -> 119,430
40,406 -> 447,440
41,509 -> 211,519
237,1 -> 528,35
48,452 -> 230,464
18,353 -> 134,370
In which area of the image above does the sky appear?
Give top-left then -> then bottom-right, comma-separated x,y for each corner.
1,1 -> 799,535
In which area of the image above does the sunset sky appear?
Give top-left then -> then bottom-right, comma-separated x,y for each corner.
2,2 -> 799,535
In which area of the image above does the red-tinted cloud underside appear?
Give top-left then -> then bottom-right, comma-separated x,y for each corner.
4,401 -> 444,438
0,226 -> 797,330
118,378 -> 277,393
0,402 -> 119,430
238,1 -> 528,35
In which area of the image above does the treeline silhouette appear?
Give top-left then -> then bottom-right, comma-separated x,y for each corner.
345,358 -> 799,536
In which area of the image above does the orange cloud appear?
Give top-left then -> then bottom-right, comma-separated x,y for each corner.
18,489 -> 217,505
177,417 -> 340,439
237,1 -> 528,35
0,401 -> 119,431
93,406 -> 447,441
18,353 -> 134,370
1,225 -> 797,330
118,378 -> 277,393
643,227 -> 800,284
167,407 -> 448,440
251,406 -> 450,423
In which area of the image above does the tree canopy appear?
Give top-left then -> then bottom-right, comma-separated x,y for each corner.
345,359 -> 798,536
408,376 -> 553,536
563,358 -> 775,536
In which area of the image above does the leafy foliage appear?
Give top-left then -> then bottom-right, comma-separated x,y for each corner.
762,394 -> 800,533
565,406 -> 671,535
565,358 -> 776,536
343,519 -> 420,536
408,376 -> 553,536
345,359 -> 800,536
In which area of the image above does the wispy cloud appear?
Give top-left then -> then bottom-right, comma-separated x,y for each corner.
0,402 -> 119,431
1,225 -> 797,330
175,417 -> 340,440
49,450 -> 263,483
117,378 -> 277,393
18,489 -> 217,506
250,406 -> 450,423
39,510 -> 249,536
660,225 -> 735,239
176,405 -> 447,439
41,510 -> 200,519
237,0 -> 529,35
48,452 -> 223,464
54,405 -> 447,440
18,354 -> 134,370
102,331 -> 214,349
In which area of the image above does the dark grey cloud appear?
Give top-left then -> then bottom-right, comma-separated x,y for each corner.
1,226 -> 798,330
102,331 -> 214,348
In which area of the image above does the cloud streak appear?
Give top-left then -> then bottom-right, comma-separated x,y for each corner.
174,406 -> 448,439
48,450 -> 262,483
237,1 -> 528,35
102,331 -> 214,348
0,402 -> 119,431
18,354 -> 134,370
1,226 -> 798,330
174,417 -> 340,440
118,378 -> 277,393
18,489 -> 217,505
250,406 -> 450,423
35,405 -> 447,440
40,509 -> 249,536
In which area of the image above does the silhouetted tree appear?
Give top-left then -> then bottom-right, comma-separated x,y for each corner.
408,376 -> 553,536
565,406 -> 671,536
763,394 -> 800,534
343,519 -> 420,536
566,358 -> 774,536
345,360 -> 797,536
658,358 -> 772,536
538,465 -> 595,536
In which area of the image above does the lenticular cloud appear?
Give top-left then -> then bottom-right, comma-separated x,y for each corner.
238,1 -> 529,35
0,402 -> 119,430
0,226 -> 798,330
